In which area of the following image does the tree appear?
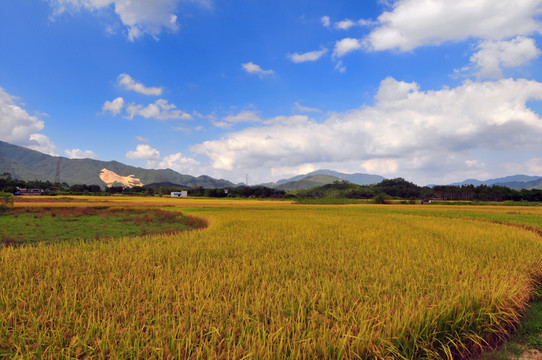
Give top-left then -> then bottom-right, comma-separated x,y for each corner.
372,193 -> 389,204
0,192 -> 14,213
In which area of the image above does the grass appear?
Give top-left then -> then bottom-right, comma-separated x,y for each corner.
477,287 -> 542,359
0,206 -> 206,246
1,197 -> 542,359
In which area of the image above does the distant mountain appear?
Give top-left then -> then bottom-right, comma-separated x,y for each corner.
263,170 -> 384,190
0,140 -> 235,188
497,178 -> 542,190
274,175 -> 342,191
449,175 -> 542,189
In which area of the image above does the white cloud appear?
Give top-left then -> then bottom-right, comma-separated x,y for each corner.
501,158 -> 542,175
126,144 -> 160,160
28,134 -> 57,156
0,88 -> 44,143
242,62 -> 274,77
136,136 -> 148,142
223,110 -> 261,123
332,18 -> 377,31
465,160 -> 480,168
213,110 -> 261,128
470,36 -> 541,79
334,60 -> 346,73
147,152 -> 200,172
0,87 -> 58,154
48,0 -> 188,41
270,163 -> 317,179
294,102 -> 322,113
126,144 -> 200,172
117,73 -> 163,96
102,97 -> 125,115
65,148 -> 97,159
364,0 -> 542,52
361,159 -> 398,175
333,38 -> 362,58
335,19 -> 356,30
126,99 -> 193,120
321,16 -> 330,28
287,48 -> 328,63
192,77 -> 542,184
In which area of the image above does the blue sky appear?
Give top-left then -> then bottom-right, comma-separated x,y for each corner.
1,0 -> 542,185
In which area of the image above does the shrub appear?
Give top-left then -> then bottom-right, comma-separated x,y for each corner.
372,193 -> 389,204
0,192 -> 14,213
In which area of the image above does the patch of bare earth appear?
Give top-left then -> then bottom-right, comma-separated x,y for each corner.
99,168 -> 144,187
519,349 -> 542,360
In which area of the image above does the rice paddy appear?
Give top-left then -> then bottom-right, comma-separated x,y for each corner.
1,197 -> 542,359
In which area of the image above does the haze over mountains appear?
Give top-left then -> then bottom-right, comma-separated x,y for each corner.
448,175 -> 542,190
1,141 -> 541,191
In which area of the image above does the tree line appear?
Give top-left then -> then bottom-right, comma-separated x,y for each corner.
2,172 -> 542,202
296,178 -> 542,202
0,173 -> 287,198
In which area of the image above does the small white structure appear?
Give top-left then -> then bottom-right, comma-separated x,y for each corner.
171,191 -> 188,198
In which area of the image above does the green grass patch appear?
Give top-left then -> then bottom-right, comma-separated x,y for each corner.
477,285 -> 542,359
0,207 -> 206,246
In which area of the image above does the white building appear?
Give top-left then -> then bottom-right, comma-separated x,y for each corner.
171,191 -> 188,198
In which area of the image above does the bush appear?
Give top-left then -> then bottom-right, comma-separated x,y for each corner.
0,192 -> 14,213
372,193 -> 389,204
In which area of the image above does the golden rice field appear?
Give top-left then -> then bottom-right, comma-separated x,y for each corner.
1,197 -> 542,359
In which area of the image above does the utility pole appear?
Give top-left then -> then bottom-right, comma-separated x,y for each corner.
54,157 -> 60,184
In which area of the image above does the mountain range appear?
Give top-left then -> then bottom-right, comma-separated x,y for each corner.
2,140 -> 542,191
448,175 -> 542,190
0,141 -> 235,189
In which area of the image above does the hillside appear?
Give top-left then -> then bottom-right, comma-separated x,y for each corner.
497,178 -> 542,190
262,169 -> 385,190
0,141 -> 235,188
275,175 -> 342,191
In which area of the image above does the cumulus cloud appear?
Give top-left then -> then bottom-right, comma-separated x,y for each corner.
117,73 -> 163,95
126,144 -> 161,160
0,88 -> 45,143
333,38 -> 362,58
126,144 -> 200,172
287,48 -> 328,63
126,99 -> 192,120
65,148 -> 98,159
147,152 -> 200,172
28,134 -> 57,156
242,62 -> 274,77
192,77 -> 542,184
102,97 -> 125,115
335,19 -> 356,30
470,36 -> 541,79
48,0 -> 189,41
364,0 -> 542,52
0,87 -> 58,155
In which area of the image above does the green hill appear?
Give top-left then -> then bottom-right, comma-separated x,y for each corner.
275,175 -> 343,191
0,141 -> 234,188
